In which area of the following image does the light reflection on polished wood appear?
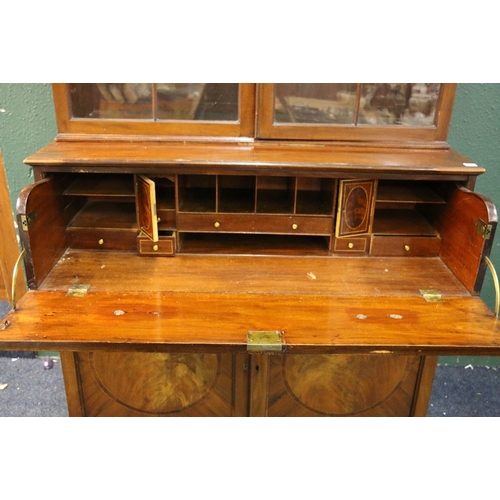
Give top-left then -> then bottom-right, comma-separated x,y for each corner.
89,352 -> 220,414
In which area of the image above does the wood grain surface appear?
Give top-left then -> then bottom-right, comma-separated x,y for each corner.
262,354 -> 419,417
25,140 -> 483,181
38,251 -> 469,296
2,288 -> 499,355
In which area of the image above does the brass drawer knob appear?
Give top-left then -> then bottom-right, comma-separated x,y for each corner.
98,239 -> 104,245
404,245 -> 410,251
348,242 -> 354,249
214,221 -> 221,228
153,245 -> 159,251
292,223 -> 298,230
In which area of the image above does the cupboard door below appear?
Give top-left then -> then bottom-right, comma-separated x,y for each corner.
251,354 -> 423,417
66,351 -> 247,417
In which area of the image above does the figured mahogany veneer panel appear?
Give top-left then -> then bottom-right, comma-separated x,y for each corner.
253,354 -> 421,417
70,351 -> 246,417
336,180 -> 376,236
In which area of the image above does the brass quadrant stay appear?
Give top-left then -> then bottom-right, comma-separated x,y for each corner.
484,256 -> 499,318
11,248 -> 26,310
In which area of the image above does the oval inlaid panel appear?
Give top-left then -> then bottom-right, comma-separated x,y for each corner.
90,352 -> 220,414
344,186 -> 367,230
283,354 -> 411,416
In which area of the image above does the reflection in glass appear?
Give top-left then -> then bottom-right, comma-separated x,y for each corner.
360,84 -> 441,126
155,84 -> 204,120
274,84 -> 358,124
70,84 -> 154,119
69,83 -> 239,122
272,83 -> 441,127
158,83 -> 239,122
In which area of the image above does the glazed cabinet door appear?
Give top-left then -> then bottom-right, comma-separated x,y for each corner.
53,83 -> 256,138
257,83 -> 456,144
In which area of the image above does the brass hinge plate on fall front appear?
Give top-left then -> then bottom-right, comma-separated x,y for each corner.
247,330 -> 283,352
20,211 -> 37,231
476,219 -> 493,240
420,289 -> 443,302
66,284 -> 91,297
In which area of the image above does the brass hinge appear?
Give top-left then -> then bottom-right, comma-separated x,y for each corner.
20,211 -> 36,231
247,330 -> 283,352
476,219 -> 493,240
66,284 -> 91,297
420,289 -> 443,302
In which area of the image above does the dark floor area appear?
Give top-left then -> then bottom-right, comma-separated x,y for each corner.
427,364 -> 500,416
0,354 -> 499,417
0,356 -> 69,417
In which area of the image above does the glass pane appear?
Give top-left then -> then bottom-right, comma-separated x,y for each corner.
273,84 -> 358,124
69,84 -> 240,122
69,84 -> 153,119
359,84 -> 441,126
157,83 -> 239,121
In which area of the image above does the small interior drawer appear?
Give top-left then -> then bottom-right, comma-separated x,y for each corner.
137,233 -> 176,256
67,228 -> 137,251
371,235 -> 441,257
332,235 -> 370,254
177,213 -> 332,235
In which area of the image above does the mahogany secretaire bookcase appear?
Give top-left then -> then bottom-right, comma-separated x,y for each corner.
1,83 -> 499,417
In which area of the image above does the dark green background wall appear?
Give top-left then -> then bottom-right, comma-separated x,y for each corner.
0,84 -> 56,206
1,83 -> 499,365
